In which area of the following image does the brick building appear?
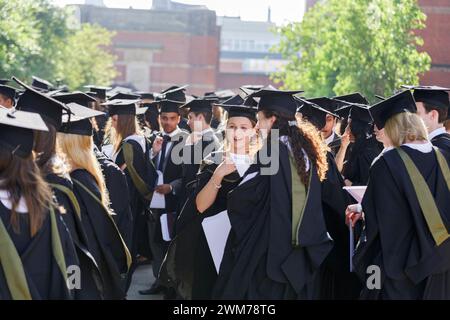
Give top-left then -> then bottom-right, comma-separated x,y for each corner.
75,3 -> 220,95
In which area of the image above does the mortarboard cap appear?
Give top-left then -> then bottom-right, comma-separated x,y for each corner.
402,85 -> 450,111
249,88 -> 303,118
102,99 -> 140,117
0,108 -> 48,158
53,91 -> 96,107
369,90 -> 417,129
31,76 -> 54,92
333,92 -> 369,106
14,77 -> 70,129
220,96 -> 258,122
335,103 -> 373,124
84,85 -> 111,100
308,97 -> 343,113
0,85 -> 16,101
59,103 -> 105,136
159,99 -> 183,114
159,85 -> 188,103
0,79 -> 10,85
296,97 -> 340,130
179,98 -> 215,113
137,92 -> 155,100
108,92 -> 141,101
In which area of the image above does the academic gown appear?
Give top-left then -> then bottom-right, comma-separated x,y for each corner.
431,132 -> 450,154
46,173 -> 104,299
213,143 -> 333,300
115,139 -> 156,260
0,203 -> 78,300
177,131 -> 221,217
161,151 -> 242,299
353,146 -> 450,299
319,152 -> 362,299
342,137 -> 382,186
71,169 -> 130,300
94,146 -> 133,250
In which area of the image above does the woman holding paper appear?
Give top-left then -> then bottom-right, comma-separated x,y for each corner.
160,97 -> 261,299
219,88 -> 333,300
346,90 -> 450,299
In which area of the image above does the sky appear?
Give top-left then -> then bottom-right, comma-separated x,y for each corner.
53,0 -> 306,25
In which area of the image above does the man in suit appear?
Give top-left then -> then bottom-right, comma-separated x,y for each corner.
308,97 -> 344,156
140,98 -> 189,296
405,85 -> 450,153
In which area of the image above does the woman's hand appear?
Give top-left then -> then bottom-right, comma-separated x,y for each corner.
341,121 -> 352,149
345,204 -> 364,228
213,156 -> 237,179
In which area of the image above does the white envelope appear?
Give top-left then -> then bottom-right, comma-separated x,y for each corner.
202,210 -> 232,273
150,170 -> 165,209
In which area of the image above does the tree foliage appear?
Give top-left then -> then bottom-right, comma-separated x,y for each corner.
272,0 -> 431,101
0,0 -> 117,89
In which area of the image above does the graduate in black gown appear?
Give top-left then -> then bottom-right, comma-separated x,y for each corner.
161,98 -> 260,299
0,108 -> 78,300
213,88 -> 333,299
347,90 -> 450,299
297,98 -> 362,299
58,113 -> 131,300
307,97 -> 344,157
334,102 -> 382,186
102,98 -> 155,289
14,78 -> 104,299
177,97 -> 221,216
403,85 -> 450,153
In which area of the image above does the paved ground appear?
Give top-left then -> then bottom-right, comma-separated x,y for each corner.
127,264 -> 163,300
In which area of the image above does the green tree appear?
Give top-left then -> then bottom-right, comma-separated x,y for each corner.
272,0 -> 431,101
0,0 -> 116,89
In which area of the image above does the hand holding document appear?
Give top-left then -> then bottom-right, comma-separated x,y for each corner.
150,170 -> 165,209
343,186 -> 367,272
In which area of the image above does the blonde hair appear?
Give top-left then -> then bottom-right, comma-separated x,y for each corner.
57,133 -> 110,209
384,112 -> 428,147
105,114 -> 141,154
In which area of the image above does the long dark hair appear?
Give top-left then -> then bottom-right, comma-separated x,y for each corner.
0,147 -> 53,236
144,109 -> 160,132
263,110 -> 328,185
34,124 -> 69,177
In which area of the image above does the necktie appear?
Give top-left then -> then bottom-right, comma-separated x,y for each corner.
158,135 -> 171,171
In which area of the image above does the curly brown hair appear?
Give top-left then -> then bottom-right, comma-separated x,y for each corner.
263,110 -> 328,185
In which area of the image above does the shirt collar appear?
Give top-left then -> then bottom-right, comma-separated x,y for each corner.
163,127 -> 181,138
402,141 -> 433,153
428,127 -> 447,141
325,132 -> 335,146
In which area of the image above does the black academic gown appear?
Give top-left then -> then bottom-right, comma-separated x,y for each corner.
319,152 -> 362,299
0,203 -> 78,300
213,143 -> 333,300
353,146 -> 450,299
342,137 -> 382,186
161,151 -> 248,299
71,169 -> 129,300
178,130 -> 221,216
94,146 -> 133,250
115,139 -> 155,260
46,173 -> 104,299
431,132 -> 450,154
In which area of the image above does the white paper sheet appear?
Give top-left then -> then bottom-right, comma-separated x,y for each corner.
160,213 -> 172,241
202,210 -> 232,273
343,186 -> 367,203
150,170 -> 165,209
